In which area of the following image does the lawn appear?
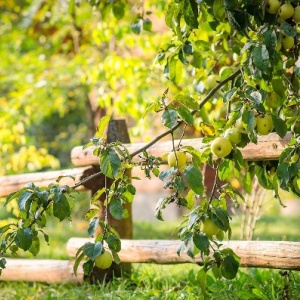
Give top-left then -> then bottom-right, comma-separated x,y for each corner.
0,211 -> 300,299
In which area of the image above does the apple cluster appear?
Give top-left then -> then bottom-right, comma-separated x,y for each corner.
266,0 -> 300,50
210,114 -> 274,159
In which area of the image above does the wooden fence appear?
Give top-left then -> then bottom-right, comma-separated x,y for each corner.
0,131 -> 299,283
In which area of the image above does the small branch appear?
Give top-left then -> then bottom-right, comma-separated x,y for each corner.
70,69 -> 243,190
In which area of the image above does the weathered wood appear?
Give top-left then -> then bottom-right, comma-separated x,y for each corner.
0,259 -> 83,283
66,238 -> 300,270
71,132 -> 292,167
0,168 -> 88,197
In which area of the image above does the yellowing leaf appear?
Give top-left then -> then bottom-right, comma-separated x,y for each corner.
200,122 -> 215,136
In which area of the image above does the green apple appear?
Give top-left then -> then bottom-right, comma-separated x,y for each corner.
278,3 -> 294,20
224,128 -> 242,145
266,0 -> 281,14
95,251 -> 113,269
210,136 -> 232,158
265,92 -> 281,109
293,6 -> 300,22
281,35 -> 294,50
256,114 -> 274,135
200,218 -> 220,236
167,150 -> 187,170
291,153 -> 299,163
206,74 -> 220,89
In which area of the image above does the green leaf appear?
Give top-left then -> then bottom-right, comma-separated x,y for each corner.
53,194 -> 71,221
276,162 -> 290,190
18,191 -> 33,211
183,0 -> 199,28
83,242 -> 103,260
109,198 -> 124,220
100,149 -> 121,178
218,159 -> 233,181
255,164 -> 272,190
211,208 -> 230,231
83,260 -> 94,276
272,77 -> 286,98
68,0 -> 75,15
143,18 -> 152,31
196,268 -> 209,296
161,109 -> 178,128
177,106 -> 193,125
272,114 -> 287,138
223,88 -> 237,103
252,45 -> 272,77
106,234 -> 121,252
73,252 -> 85,276
15,228 -> 32,251
213,0 -> 225,21
154,196 -> 171,221
88,217 -> 99,237
221,255 -> 239,279
242,110 -> 256,131
112,1 -> 125,20
131,19 -> 143,35
174,94 -> 199,110
193,233 -> 209,252
167,55 -> 182,85
183,166 -> 204,195
29,236 -> 40,256
0,258 -> 6,269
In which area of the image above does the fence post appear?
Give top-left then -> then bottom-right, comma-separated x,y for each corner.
80,119 -> 132,282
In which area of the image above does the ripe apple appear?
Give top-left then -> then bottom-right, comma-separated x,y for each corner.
293,6 -> 300,22
200,218 -> 220,236
256,114 -> 274,135
278,3 -> 294,20
167,150 -> 187,170
210,137 -> 232,158
281,35 -> 294,50
206,75 -> 220,89
266,0 -> 281,14
94,251 -> 113,269
224,128 -> 242,145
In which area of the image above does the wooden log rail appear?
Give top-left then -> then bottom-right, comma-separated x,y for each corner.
71,132 -> 292,167
67,238 -> 300,271
0,167 -> 88,197
0,259 -> 84,283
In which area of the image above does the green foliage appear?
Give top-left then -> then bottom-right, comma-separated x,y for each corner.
1,0 -> 300,292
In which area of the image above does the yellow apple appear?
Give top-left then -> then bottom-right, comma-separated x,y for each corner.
200,218 -> 220,236
224,128 -> 242,145
293,6 -> 300,22
94,251 -> 113,269
278,4 -> 294,20
266,0 -> 281,14
210,137 -> 232,158
281,35 -> 294,50
256,114 -> 274,135
206,74 -> 220,89
167,150 -> 187,170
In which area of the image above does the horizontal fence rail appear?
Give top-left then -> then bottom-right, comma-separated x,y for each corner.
0,259 -> 84,283
71,132 -> 292,167
67,239 -> 300,270
0,167 -> 88,197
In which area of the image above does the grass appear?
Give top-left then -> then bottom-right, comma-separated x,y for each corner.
0,213 -> 300,299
